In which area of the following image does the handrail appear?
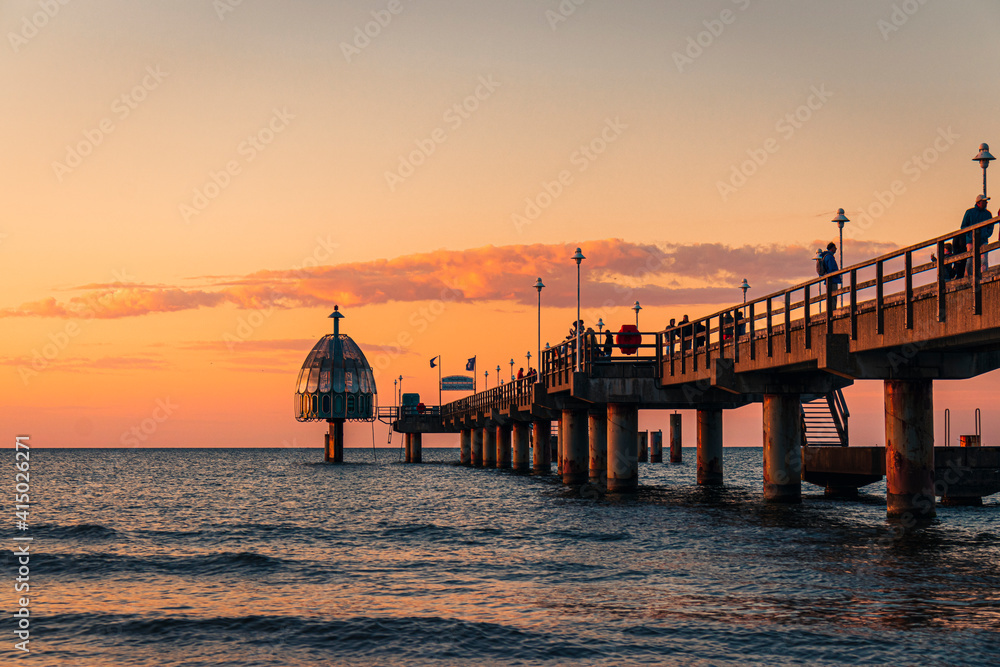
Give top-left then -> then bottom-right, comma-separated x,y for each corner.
661,219 -> 999,373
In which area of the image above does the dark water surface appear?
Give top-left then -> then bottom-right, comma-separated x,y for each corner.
9,447 -> 1000,666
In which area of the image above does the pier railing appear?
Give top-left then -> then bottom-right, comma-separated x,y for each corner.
542,332 -> 662,391
659,217 -> 999,379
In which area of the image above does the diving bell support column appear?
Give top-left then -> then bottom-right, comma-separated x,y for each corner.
326,420 -> 344,463
885,379 -> 935,517
697,408 -> 723,485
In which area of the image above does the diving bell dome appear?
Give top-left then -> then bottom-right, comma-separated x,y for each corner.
294,307 -> 377,422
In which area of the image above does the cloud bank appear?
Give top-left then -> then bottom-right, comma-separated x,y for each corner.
1,239 -> 896,319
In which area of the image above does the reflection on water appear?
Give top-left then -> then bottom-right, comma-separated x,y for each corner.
12,447 -> 999,666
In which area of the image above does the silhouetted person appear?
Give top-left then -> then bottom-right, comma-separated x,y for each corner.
956,194 -> 994,277
602,330 -> 613,357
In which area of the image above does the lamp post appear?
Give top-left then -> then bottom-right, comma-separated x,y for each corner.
484,369 -> 489,389
398,374 -> 403,406
597,318 -> 604,333
739,278 -> 751,304
632,301 -> 642,328
526,350 -> 531,369
509,358 -> 514,380
974,143 -> 995,197
497,365 -> 501,386
393,377 -> 398,409
533,277 -> 545,377
832,208 -> 849,271
571,248 -> 585,372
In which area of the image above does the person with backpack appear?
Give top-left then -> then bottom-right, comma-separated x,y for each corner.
816,242 -> 842,288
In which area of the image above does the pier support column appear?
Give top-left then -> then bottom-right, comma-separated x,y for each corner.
471,428 -> 484,468
459,429 -> 472,466
670,414 -> 682,463
532,420 -> 551,474
562,409 -> 589,485
325,419 -> 344,463
483,425 -> 497,468
650,430 -> 663,463
496,424 -> 512,469
697,408 -> 723,485
885,379 -> 935,518
589,407 -> 608,486
607,403 -> 639,493
404,433 -> 412,463
512,422 -> 530,472
762,394 -> 802,502
411,433 -> 422,464
556,418 -> 564,476
638,431 -> 649,463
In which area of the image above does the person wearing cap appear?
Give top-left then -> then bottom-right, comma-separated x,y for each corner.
955,194 -> 994,277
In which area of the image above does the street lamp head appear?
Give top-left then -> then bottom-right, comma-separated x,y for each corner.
632,301 -> 642,314
596,317 -> 604,332
571,247 -> 586,264
740,278 -> 751,292
974,143 -> 995,169
832,208 -> 850,229
814,249 -> 824,261
533,277 -> 545,292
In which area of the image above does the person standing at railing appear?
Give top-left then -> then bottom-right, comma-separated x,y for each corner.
957,194 -> 994,277
602,329 -> 613,357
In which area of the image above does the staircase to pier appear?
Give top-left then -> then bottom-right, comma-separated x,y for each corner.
801,389 -> 849,446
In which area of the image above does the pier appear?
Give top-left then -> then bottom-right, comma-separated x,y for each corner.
384,219 -> 1000,517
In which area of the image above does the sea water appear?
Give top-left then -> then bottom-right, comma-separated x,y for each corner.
10,447 -> 1000,666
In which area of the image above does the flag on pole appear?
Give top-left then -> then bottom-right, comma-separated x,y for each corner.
465,356 -> 476,371
430,356 -> 439,368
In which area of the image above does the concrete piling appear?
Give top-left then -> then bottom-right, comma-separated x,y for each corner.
762,394 -> 801,502
460,429 -> 472,466
697,408 -> 723,485
669,413 -> 682,463
885,379 -> 935,517
512,422 -> 530,472
497,424 -> 512,469
411,432 -> 422,464
589,408 -> 608,486
483,425 -> 497,468
607,403 -> 639,493
471,428 -> 484,467
650,429 -> 663,463
638,430 -> 648,462
562,409 -> 589,485
557,418 -> 564,477
532,420 -> 551,474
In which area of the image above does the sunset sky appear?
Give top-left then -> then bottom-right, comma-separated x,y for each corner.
3,0 -> 999,449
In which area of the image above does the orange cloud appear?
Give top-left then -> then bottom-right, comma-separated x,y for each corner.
1,239 -> 898,319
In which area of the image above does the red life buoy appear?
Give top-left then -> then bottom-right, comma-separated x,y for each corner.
616,325 -> 641,355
